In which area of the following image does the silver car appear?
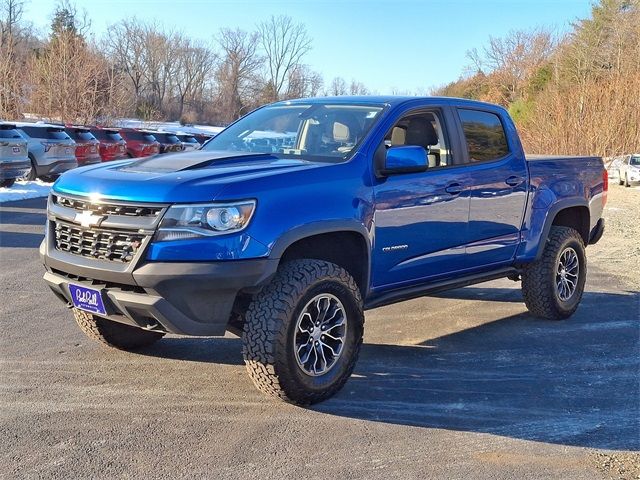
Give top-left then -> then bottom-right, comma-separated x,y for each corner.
0,123 -> 30,187
618,154 -> 640,187
176,133 -> 201,152
15,122 -> 77,181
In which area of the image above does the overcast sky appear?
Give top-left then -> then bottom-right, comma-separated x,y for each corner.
24,0 -> 593,93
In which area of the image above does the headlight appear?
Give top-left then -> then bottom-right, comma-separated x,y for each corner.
155,200 -> 256,241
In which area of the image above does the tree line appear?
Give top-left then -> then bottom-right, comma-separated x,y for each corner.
434,0 -> 640,157
0,0 -> 370,126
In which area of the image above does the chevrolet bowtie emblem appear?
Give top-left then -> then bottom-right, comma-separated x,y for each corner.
75,210 -> 106,228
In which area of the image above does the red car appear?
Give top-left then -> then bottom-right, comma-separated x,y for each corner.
90,127 -> 127,162
119,129 -> 161,158
64,126 -> 101,166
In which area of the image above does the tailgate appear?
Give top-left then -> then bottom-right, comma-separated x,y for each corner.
0,141 -> 28,161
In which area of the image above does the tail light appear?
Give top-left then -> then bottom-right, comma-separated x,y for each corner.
602,169 -> 608,207
41,141 -> 52,153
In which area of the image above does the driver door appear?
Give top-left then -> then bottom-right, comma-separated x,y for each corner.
371,108 -> 470,290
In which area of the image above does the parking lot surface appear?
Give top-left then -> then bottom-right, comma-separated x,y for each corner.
1,190 -> 638,479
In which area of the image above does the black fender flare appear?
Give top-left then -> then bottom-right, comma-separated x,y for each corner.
268,220 -> 372,294
533,198 -> 590,260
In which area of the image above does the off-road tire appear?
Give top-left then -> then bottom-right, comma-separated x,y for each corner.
0,178 -> 15,188
521,226 -> 586,320
242,259 -> 364,405
73,308 -> 164,350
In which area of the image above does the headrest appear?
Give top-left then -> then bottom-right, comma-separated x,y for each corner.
333,122 -> 350,142
406,117 -> 439,148
391,126 -> 406,145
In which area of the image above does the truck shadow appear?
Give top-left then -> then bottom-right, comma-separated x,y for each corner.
134,287 -> 638,450
316,289 -> 639,451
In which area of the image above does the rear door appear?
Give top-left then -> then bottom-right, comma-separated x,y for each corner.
455,108 -> 528,269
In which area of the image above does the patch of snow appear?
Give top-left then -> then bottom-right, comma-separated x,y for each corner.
0,179 -> 52,203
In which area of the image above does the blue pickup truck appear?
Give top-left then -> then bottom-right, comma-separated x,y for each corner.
41,96 -> 607,404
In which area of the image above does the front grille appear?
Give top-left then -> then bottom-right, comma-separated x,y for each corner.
53,194 -> 162,218
54,221 -> 145,263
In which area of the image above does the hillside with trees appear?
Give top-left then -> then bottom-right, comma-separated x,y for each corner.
434,0 -> 639,157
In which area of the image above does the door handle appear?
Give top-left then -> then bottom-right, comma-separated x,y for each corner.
445,183 -> 463,195
505,175 -> 525,187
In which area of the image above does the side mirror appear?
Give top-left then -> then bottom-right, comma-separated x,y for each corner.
381,145 -> 428,176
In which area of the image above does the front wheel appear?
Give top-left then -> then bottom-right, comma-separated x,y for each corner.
73,309 -> 165,350
521,226 -> 587,320
242,259 -> 364,405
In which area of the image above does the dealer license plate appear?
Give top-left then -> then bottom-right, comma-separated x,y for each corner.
69,284 -> 107,315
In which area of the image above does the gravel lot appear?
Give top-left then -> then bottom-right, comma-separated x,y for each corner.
0,186 -> 638,479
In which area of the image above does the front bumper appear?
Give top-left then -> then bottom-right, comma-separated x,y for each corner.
0,160 -> 30,180
42,246 -> 278,336
41,193 -> 278,336
36,159 -> 78,177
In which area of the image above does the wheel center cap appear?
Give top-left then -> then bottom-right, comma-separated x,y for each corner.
311,329 -> 323,341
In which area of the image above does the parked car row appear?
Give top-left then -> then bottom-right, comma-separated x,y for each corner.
0,121 -> 213,187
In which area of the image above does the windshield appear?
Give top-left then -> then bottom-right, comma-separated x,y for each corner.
203,103 -> 385,162
630,155 -> 640,166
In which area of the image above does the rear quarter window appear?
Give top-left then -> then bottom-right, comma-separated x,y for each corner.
0,128 -> 22,139
122,131 -> 158,142
92,130 -> 123,142
458,109 -> 510,162
155,133 -> 180,143
67,130 -> 95,142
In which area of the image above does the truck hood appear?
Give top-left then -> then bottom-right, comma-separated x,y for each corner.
53,150 -> 325,203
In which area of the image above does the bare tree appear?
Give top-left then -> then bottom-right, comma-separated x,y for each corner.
327,77 -> 347,96
258,15 -> 312,102
173,35 -> 216,119
349,79 -> 369,95
472,28 -> 556,105
284,64 -> 322,99
104,19 -> 147,106
139,25 -> 176,113
0,0 -> 23,44
216,28 -> 263,122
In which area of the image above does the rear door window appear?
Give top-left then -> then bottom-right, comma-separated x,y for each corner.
457,109 -> 510,162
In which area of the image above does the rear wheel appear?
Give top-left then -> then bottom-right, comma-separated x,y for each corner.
242,259 -> 364,405
618,171 -> 624,185
624,174 -> 630,187
73,309 -> 165,350
0,179 -> 15,188
24,156 -> 38,181
521,226 -> 587,320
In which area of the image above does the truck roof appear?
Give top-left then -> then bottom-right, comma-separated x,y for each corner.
278,95 -> 506,111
